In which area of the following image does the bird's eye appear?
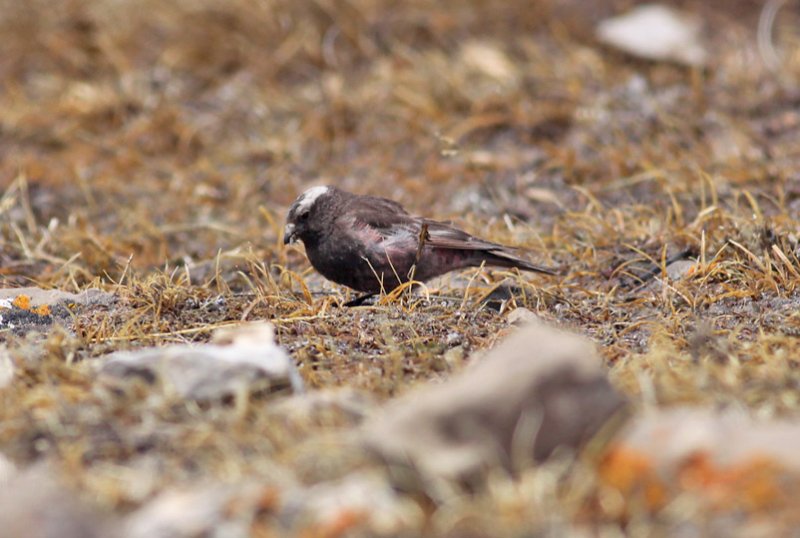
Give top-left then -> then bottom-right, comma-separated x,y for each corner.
299,211 -> 309,221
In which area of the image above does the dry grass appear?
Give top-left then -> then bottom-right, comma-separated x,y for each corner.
2,0 -> 800,534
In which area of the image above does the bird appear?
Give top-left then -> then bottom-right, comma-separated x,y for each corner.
283,185 -> 556,302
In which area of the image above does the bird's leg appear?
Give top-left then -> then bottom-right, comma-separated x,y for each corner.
343,293 -> 376,307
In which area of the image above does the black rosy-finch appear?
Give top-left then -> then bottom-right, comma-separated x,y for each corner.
283,185 -> 556,296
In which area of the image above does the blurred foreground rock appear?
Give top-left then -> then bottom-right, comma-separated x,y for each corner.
124,471 -> 419,537
364,322 -> 628,485
601,408 -> 800,516
271,388 -> 374,425
0,345 -> 13,388
98,322 -> 303,401
124,483 -> 264,538
0,453 -> 16,486
596,4 -> 707,66
0,465 -> 112,538
279,471 -> 422,534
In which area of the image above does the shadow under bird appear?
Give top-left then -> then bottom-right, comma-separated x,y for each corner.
283,186 -> 556,302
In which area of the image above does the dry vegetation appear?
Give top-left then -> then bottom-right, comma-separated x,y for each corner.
2,0 -> 800,535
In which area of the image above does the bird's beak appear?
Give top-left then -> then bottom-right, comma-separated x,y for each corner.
283,224 -> 297,245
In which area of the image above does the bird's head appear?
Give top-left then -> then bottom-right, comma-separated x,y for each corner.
283,185 -> 336,245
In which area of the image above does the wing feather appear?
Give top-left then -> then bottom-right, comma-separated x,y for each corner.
342,199 -> 527,255
423,220 -> 506,251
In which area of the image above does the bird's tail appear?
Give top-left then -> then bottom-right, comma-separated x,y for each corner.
484,250 -> 559,276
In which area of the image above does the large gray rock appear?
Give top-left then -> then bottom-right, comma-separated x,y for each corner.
98,322 -> 303,401
364,322 -> 628,484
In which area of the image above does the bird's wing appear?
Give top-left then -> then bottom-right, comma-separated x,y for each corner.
422,219 -> 506,251
344,205 -> 510,252
348,195 -> 410,219
341,201 -> 555,274
340,197 -> 419,247
343,198 -> 518,252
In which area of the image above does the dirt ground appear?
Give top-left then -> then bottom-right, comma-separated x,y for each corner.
2,0 -> 800,535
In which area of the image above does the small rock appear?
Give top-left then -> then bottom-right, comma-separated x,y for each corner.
458,40 -> 519,87
596,4 -> 707,66
665,259 -> 697,281
507,307 -> 540,326
524,187 -> 564,208
642,258 -> 698,293
98,322 -> 303,401
444,345 -> 465,367
445,331 -> 462,346
363,322 -> 628,484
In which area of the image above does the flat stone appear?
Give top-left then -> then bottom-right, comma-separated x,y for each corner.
0,287 -> 114,307
97,322 -> 303,401
0,287 -> 115,333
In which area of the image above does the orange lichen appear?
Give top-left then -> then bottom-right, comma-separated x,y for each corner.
10,295 -> 51,316
299,510 -> 366,538
12,295 -> 31,311
601,446 -> 793,515
598,446 -> 667,510
254,487 -> 281,513
678,453 -> 785,511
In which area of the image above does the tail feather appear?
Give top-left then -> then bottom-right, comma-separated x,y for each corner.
484,249 -> 559,276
